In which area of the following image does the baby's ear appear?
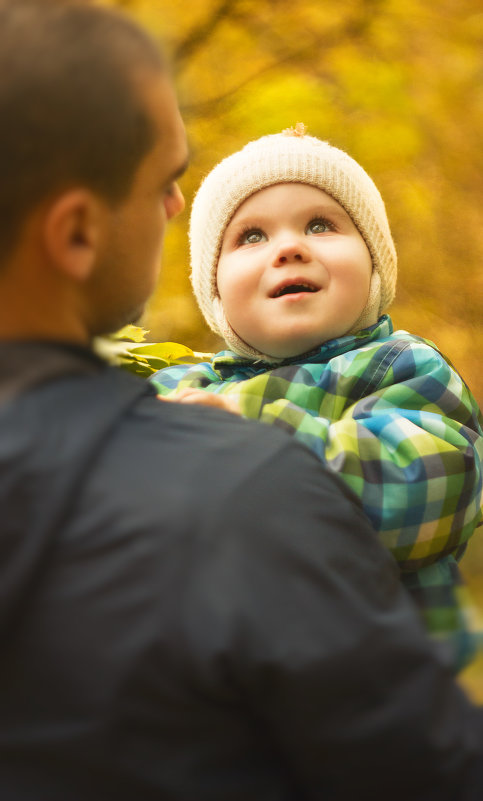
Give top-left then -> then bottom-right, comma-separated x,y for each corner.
42,189 -> 108,282
351,270 -> 381,334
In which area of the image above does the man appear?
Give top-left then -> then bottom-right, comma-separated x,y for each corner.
0,2 -> 481,800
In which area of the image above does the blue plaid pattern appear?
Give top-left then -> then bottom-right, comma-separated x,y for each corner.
151,315 -> 483,671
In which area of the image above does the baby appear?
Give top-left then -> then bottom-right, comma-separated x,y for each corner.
152,125 -> 483,671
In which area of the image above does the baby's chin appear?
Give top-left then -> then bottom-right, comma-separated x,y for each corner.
245,339 -> 325,361
241,320 -> 362,359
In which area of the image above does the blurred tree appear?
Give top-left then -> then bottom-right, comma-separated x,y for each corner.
103,0 -> 482,408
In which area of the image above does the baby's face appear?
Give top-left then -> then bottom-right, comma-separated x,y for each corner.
217,183 -> 373,358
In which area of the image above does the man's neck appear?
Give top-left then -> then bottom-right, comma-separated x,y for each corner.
0,266 -> 90,346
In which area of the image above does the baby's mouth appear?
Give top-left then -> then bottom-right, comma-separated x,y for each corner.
271,280 -> 320,298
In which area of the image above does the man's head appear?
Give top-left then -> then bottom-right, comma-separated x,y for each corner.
0,0 -> 188,339
190,127 -> 397,361
0,0 -> 162,260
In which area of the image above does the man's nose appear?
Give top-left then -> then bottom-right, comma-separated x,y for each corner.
273,237 -> 311,266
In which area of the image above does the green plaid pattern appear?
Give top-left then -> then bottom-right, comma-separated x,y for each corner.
151,315 -> 483,671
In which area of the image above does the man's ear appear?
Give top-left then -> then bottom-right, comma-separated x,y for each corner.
43,190 -> 108,282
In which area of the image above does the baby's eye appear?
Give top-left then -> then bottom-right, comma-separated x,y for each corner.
306,218 -> 332,235
239,228 -> 267,245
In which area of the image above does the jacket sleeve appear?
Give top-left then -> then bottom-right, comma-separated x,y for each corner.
151,362 -> 217,395
237,340 -> 483,569
185,441 -> 483,801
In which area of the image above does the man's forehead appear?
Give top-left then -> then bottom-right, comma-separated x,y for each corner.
144,72 -> 188,170
127,70 -> 187,192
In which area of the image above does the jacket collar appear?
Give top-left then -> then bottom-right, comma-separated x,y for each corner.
0,341 -> 105,404
211,315 -> 394,376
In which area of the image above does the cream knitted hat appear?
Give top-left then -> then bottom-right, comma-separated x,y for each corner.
190,125 -> 397,360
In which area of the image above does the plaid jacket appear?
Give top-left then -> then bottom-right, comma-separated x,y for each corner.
152,315 -> 483,670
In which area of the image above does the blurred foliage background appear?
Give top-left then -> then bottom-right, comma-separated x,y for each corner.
104,0 -> 483,695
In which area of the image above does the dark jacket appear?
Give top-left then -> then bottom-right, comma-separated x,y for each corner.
0,342 -> 482,801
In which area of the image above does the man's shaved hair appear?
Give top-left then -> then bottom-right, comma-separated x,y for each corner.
0,0 -> 165,260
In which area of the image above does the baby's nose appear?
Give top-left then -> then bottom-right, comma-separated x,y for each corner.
273,239 -> 311,265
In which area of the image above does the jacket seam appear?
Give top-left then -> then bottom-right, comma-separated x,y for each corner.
354,340 -> 413,401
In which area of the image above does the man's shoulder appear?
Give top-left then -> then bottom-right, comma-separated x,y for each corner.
112,373 -> 318,491
4,364 -> 364,546
9,363 -> 293,471
38,365 -> 331,505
